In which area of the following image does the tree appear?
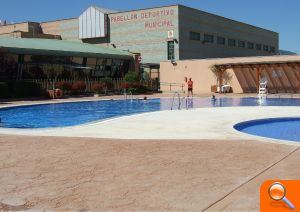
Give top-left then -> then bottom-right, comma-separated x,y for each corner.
124,71 -> 139,83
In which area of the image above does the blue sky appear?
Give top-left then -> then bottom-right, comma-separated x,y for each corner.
1,0 -> 299,53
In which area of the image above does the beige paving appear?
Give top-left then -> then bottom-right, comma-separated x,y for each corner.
207,146 -> 300,211
1,95 -> 300,211
1,107 -> 300,146
0,135 -> 298,211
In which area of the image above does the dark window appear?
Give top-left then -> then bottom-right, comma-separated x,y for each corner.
270,46 -> 276,53
247,42 -> 254,49
263,45 -> 269,52
238,40 -> 245,48
190,32 -> 200,41
217,36 -> 225,45
204,34 -> 214,43
256,44 -> 262,51
167,41 -> 175,60
228,38 -> 236,47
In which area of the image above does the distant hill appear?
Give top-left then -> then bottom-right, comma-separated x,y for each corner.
278,50 -> 298,55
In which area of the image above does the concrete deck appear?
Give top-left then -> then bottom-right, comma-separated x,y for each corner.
0,135 -> 299,211
0,106 -> 299,145
1,95 -> 300,211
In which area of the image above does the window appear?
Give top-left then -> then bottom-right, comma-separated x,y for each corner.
238,40 -> 245,48
190,32 -> 200,41
263,45 -> 269,52
256,44 -> 262,51
247,42 -> 254,49
167,41 -> 175,60
217,36 -> 225,45
228,38 -> 236,47
270,46 -> 276,53
204,34 -> 214,43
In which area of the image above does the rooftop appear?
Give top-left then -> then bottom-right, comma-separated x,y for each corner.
0,37 -> 133,59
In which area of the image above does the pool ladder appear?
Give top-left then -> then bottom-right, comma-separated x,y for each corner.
124,90 -> 133,101
171,92 -> 181,110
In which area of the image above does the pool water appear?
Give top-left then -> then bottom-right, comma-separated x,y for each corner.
1,97 -> 300,129
234,118 -> 300,142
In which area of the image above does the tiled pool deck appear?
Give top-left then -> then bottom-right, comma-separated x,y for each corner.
0,94 -> 300,211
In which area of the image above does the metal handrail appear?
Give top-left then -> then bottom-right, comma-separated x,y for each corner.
160,82 -> 185,92
128,91 -> 133,101
171,92 -> 181,110
124,90 -> 133,100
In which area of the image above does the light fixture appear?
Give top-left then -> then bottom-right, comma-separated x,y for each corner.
171,60 -> 177,65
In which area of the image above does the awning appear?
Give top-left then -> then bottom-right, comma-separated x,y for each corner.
0,37 -> 133,59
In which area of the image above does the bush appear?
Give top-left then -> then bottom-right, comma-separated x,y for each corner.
92,82 -> 104,94
136,85 -> 150,94
121,82 -> 129,89
55,81 -> 72,91
0,82 -> 9,98
124,71 -> 139,84
131,82 -> 140,88
14,81 -> 43,98
130,85 -> 151,94
100,78 -> 114,91
71,81 -> 86,93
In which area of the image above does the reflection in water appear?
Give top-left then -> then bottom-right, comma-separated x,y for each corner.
211,98 -> 217,107
186,98 -> 194,109
257,96 -> 267,106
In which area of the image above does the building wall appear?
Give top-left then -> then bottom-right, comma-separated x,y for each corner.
0,4 -> 280,66
160,55 -> 300,94
0,22 -> 30,34
178,5 -> 279,60
106,5 -> 179,64
40,18 -> 79,41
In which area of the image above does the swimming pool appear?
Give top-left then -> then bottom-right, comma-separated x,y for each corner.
1,97 -> 300,128
234,118 -> 300,142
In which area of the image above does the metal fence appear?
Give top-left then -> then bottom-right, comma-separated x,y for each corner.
30,78 -> 159,93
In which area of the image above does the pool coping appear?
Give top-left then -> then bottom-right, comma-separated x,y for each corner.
0,102 -> 300,146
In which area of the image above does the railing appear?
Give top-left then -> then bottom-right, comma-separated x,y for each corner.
160,82 -> 185,92
124,90 -> 133,100
29,78 -> 159,93
171,92 -> 181,110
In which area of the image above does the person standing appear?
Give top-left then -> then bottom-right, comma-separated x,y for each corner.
187,78 -> 193,97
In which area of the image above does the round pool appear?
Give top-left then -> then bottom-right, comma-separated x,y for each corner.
234,117 -> 300,142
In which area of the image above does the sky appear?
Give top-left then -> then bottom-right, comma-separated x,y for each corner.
0,0 -> 299,54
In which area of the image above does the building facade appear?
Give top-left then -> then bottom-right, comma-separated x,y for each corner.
0,4 -> 279,84
0,5 -> 279,62
160,55 -> 300,94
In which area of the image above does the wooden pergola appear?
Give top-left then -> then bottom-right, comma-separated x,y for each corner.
213,60 -> 300,93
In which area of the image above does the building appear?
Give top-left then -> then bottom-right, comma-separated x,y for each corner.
0,37 -> 133,82
160,55 -> 300,94
0,4 -> 279,80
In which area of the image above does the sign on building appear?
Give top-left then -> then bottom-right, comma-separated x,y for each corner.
167,30 -> 174,38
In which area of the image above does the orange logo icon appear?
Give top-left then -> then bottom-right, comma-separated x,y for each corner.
261,180 -> 300,211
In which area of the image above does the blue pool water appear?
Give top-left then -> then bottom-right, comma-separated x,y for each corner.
234,118 -> 300,142
0,97 -> 300,129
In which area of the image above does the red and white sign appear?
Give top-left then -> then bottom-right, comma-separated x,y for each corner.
137,56 -> 142,63
167,30 -> 174,38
